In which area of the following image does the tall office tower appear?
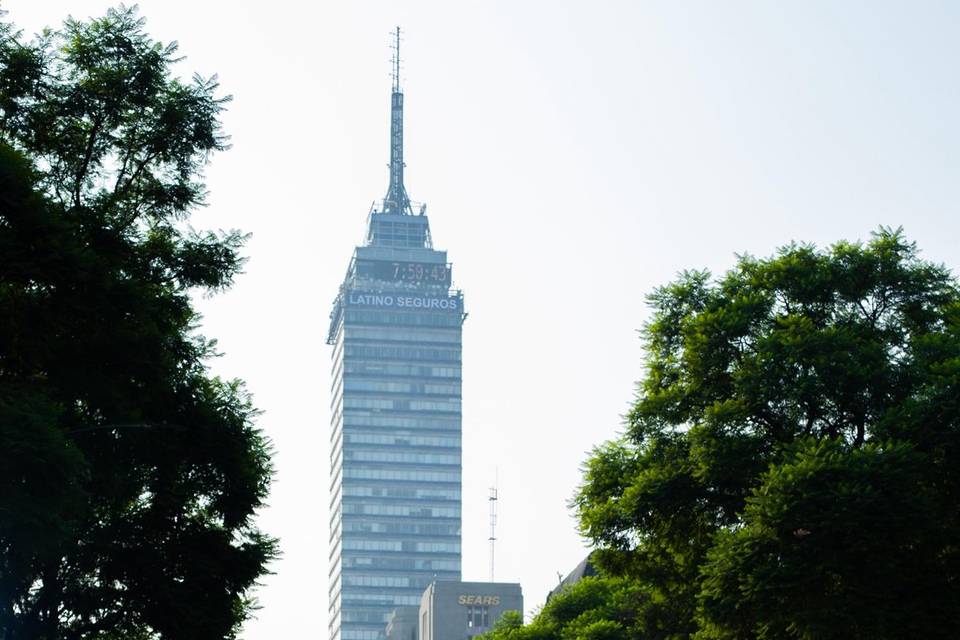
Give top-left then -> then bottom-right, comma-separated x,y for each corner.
327,30 -> 464,640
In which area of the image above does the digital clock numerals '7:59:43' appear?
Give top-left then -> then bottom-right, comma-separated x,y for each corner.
392,261 -> 450,284
354,259 -> 451,284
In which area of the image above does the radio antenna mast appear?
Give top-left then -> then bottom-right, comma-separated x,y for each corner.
489,473 -> 498,582
384,26 -> 412,215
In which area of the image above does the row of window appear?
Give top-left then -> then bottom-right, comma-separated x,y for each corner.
342,485 -> 460,500
344,450 -> 460,465
342,539 -> 461,553
343,468 -> 460,483
346,309 -> 462,327
343,557 -> 461,572
344,362 -> 460,378
417,541 -> 461,553
343,575 -> 411,588
342,503 -> 460,518
344,379 -> 461,395
340,611 -> 390,624
344,398 -> 461,412
366,221 -> 428,248
344,344 -> 461,363
339,629 -> 381,640
342,521 -> 461,536
343,432 -> 461,448
345,326 -> 461,344
343,414 -> 459,430
340,593 -> 422,606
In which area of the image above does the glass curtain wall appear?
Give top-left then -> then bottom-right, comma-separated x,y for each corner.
328,212 -> 464,640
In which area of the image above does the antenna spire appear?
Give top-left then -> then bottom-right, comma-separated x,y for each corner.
489,476 -> 498,582
391,26 -> 401,92
384,26 -> 412,215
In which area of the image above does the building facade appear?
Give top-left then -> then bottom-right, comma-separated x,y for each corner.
546,552 -> 598,603
327,31 -> 464,640
385,606 -> 420,640
420,581 -> 523,640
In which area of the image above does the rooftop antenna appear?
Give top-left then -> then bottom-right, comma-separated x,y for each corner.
390,25 -> 401,92
489,472 -> 498,582
384,26 -> 412,215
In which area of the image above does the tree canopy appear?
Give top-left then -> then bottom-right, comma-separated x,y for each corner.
0,7 -> 275,639
478,577 -> 651,640
485,230 -> 960,639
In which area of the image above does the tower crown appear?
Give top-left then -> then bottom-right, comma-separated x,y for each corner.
365,27 -> 432,249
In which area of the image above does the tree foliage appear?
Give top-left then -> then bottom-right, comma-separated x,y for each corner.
485,230 -> 960,639
0,7 -> 274,639
696,439 -> 947,639
477,577 -> 651,640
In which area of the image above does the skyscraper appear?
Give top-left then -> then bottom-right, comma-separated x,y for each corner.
327,30 -> 464,640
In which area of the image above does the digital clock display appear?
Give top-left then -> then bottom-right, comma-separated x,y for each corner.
355,260 -> 451,285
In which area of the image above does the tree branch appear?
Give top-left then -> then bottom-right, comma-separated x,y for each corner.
73,112 -> 107,209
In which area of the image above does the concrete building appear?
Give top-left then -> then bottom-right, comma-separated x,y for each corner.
546,552 -> 598,603
419,581 -> 523,640
327,30 -> 464,640
385,607 -> 420,640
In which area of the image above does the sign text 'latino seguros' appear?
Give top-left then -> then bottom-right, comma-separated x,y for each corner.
345,291 -> 461,312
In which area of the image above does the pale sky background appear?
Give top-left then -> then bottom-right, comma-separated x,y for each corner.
5,0 -> 960,637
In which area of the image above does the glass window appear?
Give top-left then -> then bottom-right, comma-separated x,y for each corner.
465,606 -> 490,629
344,344 -> 462,363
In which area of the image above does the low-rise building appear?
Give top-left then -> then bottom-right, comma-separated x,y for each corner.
386,606 -> 420,640
546,552 -> 598,603
419,581 -> 522,640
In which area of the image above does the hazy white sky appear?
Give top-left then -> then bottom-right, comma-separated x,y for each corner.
6,0 -> 960,636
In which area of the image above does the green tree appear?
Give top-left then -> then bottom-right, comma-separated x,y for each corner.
482,610 -> 524,639
478,577 -> 651,640
0,7 -> 275,639
480,231 -> 960,640
570,230 -> 960,638
696,439 -> 946,639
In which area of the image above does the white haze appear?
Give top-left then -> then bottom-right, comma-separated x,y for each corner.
5,0 -> 960,636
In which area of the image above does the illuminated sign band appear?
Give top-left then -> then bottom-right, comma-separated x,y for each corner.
345,292 -> 461,312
